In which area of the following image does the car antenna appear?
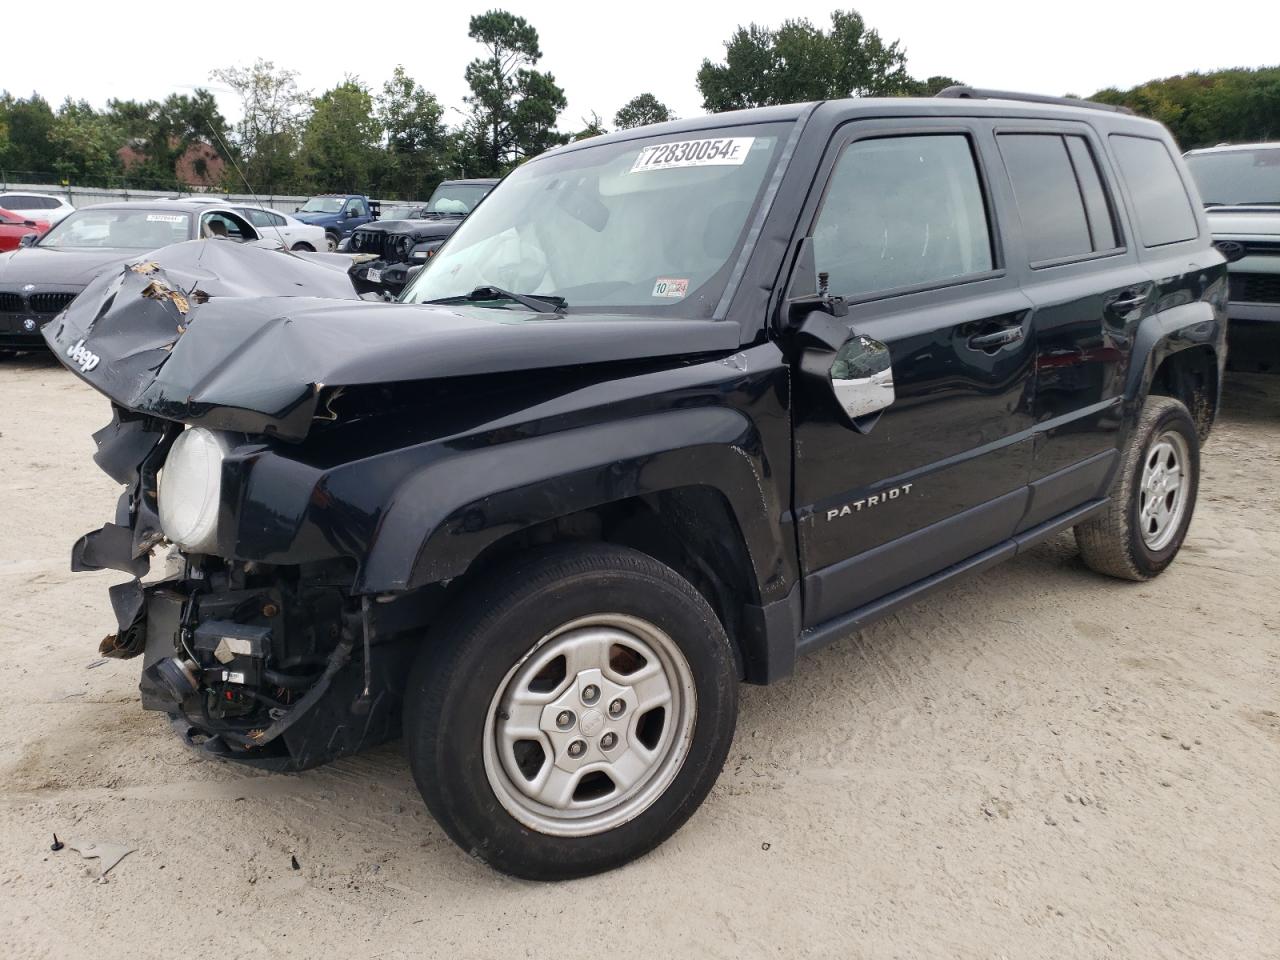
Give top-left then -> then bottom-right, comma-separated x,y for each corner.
204,118 -> 289,250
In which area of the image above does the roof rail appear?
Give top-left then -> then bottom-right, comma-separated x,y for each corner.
935,86 -> 1136,116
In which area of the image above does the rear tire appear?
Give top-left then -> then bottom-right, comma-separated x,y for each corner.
403,544 -> 738,880
1075,395 -> 1200,580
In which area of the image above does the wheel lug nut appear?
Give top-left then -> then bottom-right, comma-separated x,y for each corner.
600,732 -> 618,750
582,684 -> 600,705
556,710 -> 575,729
608,698 -> 625,717
567,740 -> 586,758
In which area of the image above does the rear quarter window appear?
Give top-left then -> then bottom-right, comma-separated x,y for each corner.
1110,135 -> 1198,247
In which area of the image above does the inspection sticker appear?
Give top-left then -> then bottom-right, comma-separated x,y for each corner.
145,214 -> 185,223
652,277 -> 689,298
631,137 -> 755,173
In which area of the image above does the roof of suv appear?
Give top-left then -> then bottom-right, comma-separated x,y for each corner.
546,92 -> 1166,159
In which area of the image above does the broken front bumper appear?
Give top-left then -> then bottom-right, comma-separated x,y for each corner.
134,575 -> 419,771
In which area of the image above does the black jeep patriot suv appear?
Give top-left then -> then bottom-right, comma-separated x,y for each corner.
48,88 -> 1226,880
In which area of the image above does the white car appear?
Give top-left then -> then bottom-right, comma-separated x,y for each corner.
0,192 -> 75,225
233,204 -> 328,252
173,198 -> 327,251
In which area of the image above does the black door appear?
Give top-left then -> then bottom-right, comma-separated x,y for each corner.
992,124 -> 1151,524
791,121 -> 1037,628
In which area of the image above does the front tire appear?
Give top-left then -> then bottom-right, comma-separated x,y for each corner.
291,242 -> 315,252
324,231 -> 339,252
403,544 -> 738,880
1075,395 -> 1200,580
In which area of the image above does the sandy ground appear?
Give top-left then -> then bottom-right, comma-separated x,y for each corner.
0,354 -> 1276,960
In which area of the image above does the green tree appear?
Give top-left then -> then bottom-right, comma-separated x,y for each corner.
49,99 -> 121,185
1091,68 -> 1280,148
211,59 -> 310,191
696,9 -> 917,112
0,93 -> 58,175
301,79 -> 383,193
462,9 -> 567,174
378,65 -> 449,199
573,112 -> 608,141
105,90 -> 231,187
614,93 -> 674,129
903,75 -> 964,96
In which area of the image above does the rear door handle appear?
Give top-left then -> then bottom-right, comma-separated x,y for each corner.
968,326 -> 1025,351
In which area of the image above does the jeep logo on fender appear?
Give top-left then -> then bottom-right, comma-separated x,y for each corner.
66,339 -> 101,373
825,483 -> 914,521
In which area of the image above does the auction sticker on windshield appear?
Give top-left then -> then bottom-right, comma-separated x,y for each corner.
631,137 -> 755,173
146,214 -> 185,223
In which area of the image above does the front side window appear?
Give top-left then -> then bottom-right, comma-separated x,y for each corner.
811,134 -> 994,299
39,209 -> 191,249
998,133 -> 1119,263
402,124 -> 790,317
1110,135 -> 1198,247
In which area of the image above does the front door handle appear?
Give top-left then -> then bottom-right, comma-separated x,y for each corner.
1108,290 -> 1150,312
968,326 -> 1025,351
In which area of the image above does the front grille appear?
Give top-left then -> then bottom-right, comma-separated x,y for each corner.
350,230 -> 387,258
1230,273 -> 1280,304
29,292 -> 76,315
0,292 -> 23,312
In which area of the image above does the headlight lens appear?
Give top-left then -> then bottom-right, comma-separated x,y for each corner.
158,427 -> 230,553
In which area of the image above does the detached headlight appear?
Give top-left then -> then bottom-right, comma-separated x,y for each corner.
158,427 -> 231,553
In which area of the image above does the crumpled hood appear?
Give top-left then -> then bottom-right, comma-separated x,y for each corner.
45,239 -> 739,441
0,246 -> 138,285
1207,207 -> 1280,238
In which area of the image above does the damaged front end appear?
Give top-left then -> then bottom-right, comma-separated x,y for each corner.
49,242 -> 427,770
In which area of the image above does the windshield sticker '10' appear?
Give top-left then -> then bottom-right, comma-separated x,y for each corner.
652,277 -> 689,298
631,137 -> 755,173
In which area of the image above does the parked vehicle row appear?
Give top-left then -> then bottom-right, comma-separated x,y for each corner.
347,178 -> 498,297
1184,142 -> 1280,333
44,88 -> 1229,880
0,191 -> 75,225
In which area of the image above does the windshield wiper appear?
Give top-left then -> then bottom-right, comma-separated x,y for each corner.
425,285 -> 567,313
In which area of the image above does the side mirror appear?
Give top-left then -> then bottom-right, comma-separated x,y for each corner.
830,335 -> 896,421
1213,239 -> 1247,264
18,233 -> 37,248
781,239 -> 895,430
294,207 -> 301,213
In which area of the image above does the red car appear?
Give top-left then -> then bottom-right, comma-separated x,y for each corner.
0,207 -> 49,252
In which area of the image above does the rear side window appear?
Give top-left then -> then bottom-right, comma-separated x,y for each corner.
998,134 -> 1119,263
3,195 -> 40,207
812,134 -> 994,299
1110,135 -> 1198,247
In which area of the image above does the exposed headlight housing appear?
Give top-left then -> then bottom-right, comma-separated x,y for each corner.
158,427 -> 231,553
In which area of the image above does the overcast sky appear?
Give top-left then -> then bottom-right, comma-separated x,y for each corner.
5,0 -> 1279,133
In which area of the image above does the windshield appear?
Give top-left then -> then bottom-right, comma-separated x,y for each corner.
424,183 -> 493,215
300,197 -> 345,213
380,204 -> 417,220
402,124 -> 789,316
38,208 -> 191,249
1185,148 -> 1280,205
